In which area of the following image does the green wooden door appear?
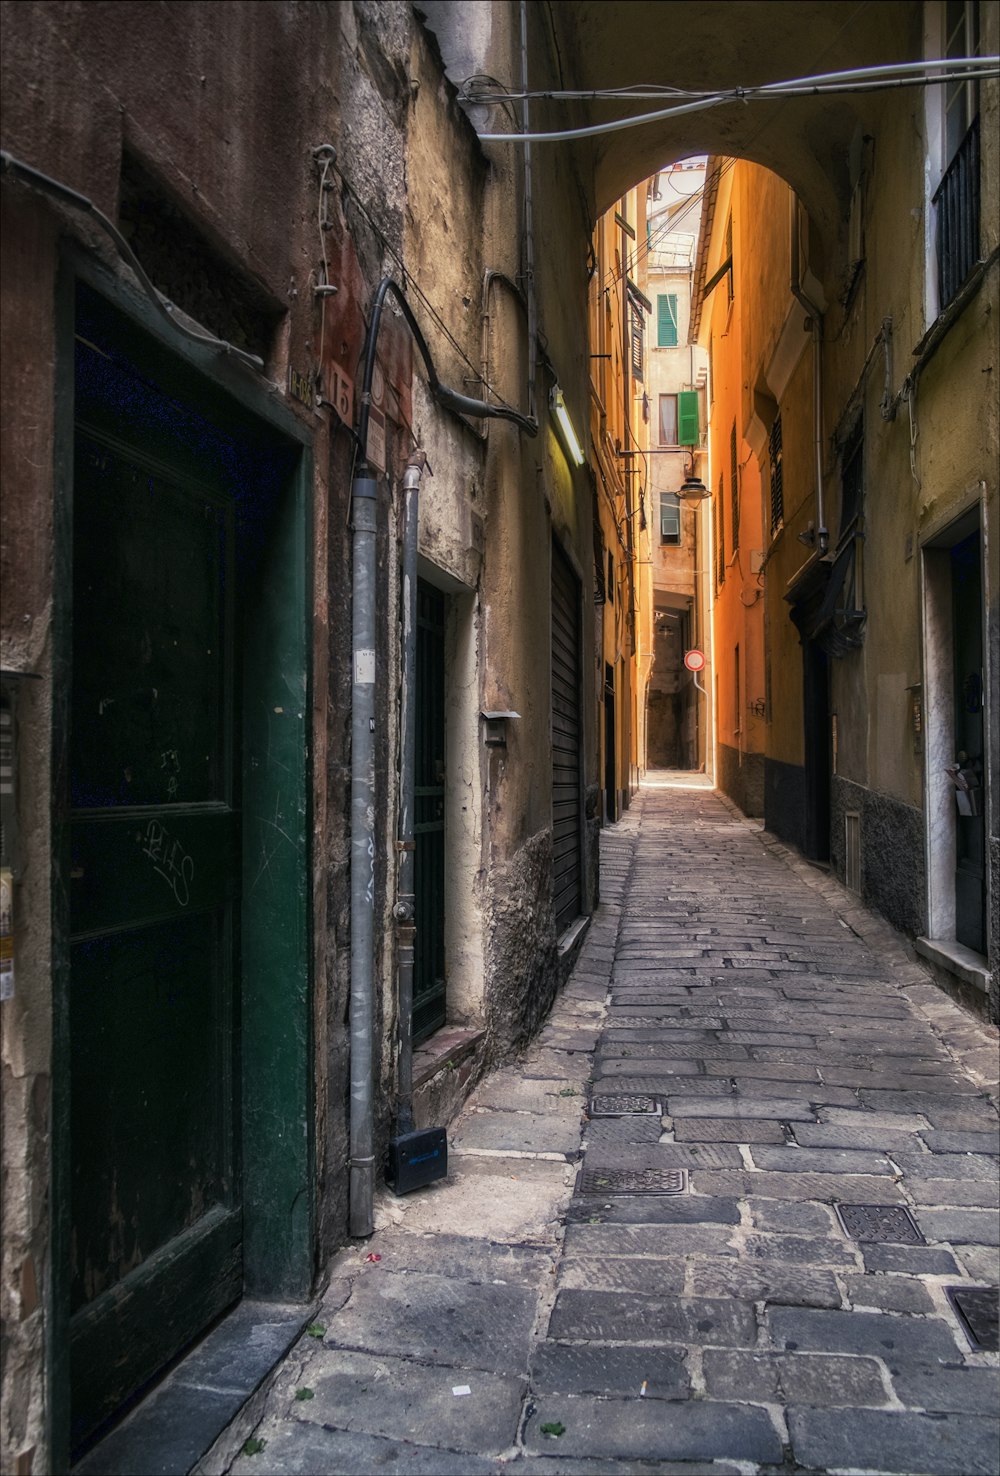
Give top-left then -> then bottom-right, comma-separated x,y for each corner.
69,377 -> 241,1443
414,583 -> 446,1043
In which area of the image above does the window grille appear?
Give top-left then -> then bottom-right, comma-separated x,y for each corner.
769,414 -> 784,534
934,116 -> 980,309
730,420 -> 740,550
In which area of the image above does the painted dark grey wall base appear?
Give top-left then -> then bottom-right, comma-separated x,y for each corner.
764,757 -> 806,853
716,744 -> 765,820
831,776 -> 927,938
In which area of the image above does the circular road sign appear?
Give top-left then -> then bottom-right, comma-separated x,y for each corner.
684,649 -> 706,672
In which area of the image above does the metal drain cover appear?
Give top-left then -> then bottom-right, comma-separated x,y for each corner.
946,1286 -> 999,1351
836,1204 -> 924,1244
578,1165 -> 688,1195
590,1094 -> 660,1116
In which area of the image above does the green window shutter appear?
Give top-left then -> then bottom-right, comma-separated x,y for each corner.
657,294 -> 678,347
677,390 -> 700,445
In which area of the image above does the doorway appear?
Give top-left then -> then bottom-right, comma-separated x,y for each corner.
414,581 -> 447,1042
60,277 -> 312,1453
802,639 -> 831,861
922,509 -> 988,961
604,663 -> 616,822
951,530 -> 985,953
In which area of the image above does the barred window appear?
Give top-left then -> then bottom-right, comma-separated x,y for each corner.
769,414 -> 784,534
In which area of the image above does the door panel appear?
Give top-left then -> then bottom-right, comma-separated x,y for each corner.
69,412 -> 240,1442
414,582 -> 446,1042
952,530 -> 985,953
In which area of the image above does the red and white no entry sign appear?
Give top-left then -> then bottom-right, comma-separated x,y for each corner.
684,648 -> 706,672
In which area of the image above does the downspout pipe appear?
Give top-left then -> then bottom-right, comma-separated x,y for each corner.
789,192 -> 828,555
520,0 -> 538,423
349,460 -> 378,1237
393,451 -> 428,1137
349,280 -> 535,1241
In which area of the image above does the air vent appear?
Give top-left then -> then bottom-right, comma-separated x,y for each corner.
844,811 -> 861,893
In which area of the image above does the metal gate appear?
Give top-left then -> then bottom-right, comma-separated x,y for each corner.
414,581 -> 446,1041
551,543 -> 583,933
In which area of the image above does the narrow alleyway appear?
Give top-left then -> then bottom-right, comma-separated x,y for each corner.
96,778 -> 998,1476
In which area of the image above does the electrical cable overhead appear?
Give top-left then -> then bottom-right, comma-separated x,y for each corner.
468,56 -> 998,143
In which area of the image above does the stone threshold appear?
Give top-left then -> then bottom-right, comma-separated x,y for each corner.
915,936 -> 990,995
412,1025 -> 485,1089
71,1299 -> 312,1476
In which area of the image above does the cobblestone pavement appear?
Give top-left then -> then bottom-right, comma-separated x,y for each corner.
214,776 -> 999,1476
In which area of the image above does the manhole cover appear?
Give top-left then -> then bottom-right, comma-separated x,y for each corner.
946,1286 -> 999,1351
590,1095 -> 660,1116
835,1204 -> 924,1244
578,1165 -> 688,1195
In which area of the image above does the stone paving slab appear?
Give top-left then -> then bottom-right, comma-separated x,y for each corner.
321,1269 -> 537,1374
230,1425 -> 504,1475
529,1343 -> 690,1399
284,1349 -> 525,1454
686,1260 -> 843,1308
787,1406 -> 1000,1475
450,1109 -> 583,1156
702,1347 -> 889,1405
547,1290 -> 757,1346
521,1395 -> 783,1464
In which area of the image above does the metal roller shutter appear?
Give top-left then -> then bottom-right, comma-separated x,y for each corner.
551,541 -> 583,933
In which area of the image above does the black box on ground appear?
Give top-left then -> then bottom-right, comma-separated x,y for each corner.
387,1127 -> 448,1194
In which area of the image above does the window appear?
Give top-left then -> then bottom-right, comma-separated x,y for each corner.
630,303 -> 644,379
715,472 -> 725,587
660,492 -> 681,545
730,420 -> 740,550
658,394 -> 678,446
657,293 -> 679,347
607,550 -> 614,606
839,424 -> 864,542
933,0 -> 981,307
768,414 -> 784,534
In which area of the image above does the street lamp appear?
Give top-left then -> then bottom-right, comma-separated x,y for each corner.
679,453 -> 708,501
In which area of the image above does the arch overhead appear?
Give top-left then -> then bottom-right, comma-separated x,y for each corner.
548,1 -> 923,255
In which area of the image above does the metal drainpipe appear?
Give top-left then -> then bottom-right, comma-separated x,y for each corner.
349,457 -> 378,1237
393,451 -> 427,1136
520,0 -> 537,422
789,192 -> 828,555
